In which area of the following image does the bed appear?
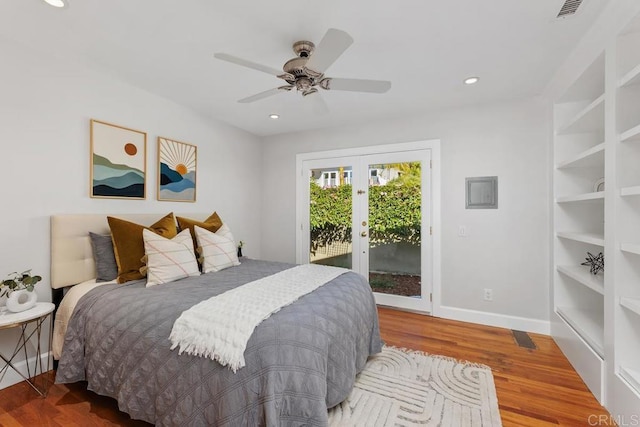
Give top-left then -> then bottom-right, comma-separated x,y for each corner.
50,213 -> 382,426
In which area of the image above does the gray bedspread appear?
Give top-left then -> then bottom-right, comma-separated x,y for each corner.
56,259 -> 383,426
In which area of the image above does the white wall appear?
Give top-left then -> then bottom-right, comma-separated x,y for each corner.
261,98 -> 551,327
0,36 -> 262,388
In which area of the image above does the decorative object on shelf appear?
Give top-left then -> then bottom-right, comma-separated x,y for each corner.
1,270 -> 41,313
90,119 -> 147,199
465,176 -> 498,209
593,177 -> 605,192
581,252 -> 604,275
237,240 -> 244,258
158,137 -> 197,202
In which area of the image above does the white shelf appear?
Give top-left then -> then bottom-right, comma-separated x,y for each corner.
556,191 -> 604,203
557,94 -> 605,135
556,306 -> 604,357
556,143 -> 605,169
621,243 -> 640,255
621,185 -> 640,196
558,265 -> 605,295
557,232 -> 605,246
621,123 -> 640,142
558,55 -> 604,103
620,297 -> 640,316
620,367 -> 640,395
620,63 -> 640,88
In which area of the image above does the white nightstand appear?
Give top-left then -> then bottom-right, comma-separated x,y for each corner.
0,302 -> 55,396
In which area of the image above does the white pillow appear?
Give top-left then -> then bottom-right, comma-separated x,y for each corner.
194,224 -> 241,273
142,228 -> 200,287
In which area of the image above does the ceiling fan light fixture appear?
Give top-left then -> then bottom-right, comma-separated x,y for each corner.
214,28 -> 391,106
43,0 -> 68,8
269,114 -> 280,120
464,76 -> 479,85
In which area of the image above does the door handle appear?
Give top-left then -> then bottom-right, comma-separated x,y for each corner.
360,231 -> 367,237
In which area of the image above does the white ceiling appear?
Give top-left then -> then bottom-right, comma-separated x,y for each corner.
1,0 -> 608,136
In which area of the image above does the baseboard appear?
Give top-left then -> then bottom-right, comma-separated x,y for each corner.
437,305 -> 551,335
0,351 -> 53,390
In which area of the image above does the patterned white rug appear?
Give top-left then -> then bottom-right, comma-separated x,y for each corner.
329,346 -> 502,427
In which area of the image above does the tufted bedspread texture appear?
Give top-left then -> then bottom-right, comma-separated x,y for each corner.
55,259 -> 382,426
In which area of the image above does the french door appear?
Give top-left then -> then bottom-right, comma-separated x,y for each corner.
300,149 -> 432,313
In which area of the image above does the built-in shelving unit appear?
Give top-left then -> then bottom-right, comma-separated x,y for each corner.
615,15 -> 640,415
552,6 -> 640,419
552,49 -> 606,403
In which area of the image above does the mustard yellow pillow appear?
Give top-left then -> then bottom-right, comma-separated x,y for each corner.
176,212 -> 223,251
108,213 -> 178,283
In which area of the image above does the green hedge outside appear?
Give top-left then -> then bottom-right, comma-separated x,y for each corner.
309,175 -> 421,254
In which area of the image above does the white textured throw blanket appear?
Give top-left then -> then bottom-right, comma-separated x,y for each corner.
169,264 -> 348,371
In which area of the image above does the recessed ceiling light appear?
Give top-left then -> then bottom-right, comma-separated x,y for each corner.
43,0 -> 67,7
464,77 -> 479,85
269,114 -> 279,119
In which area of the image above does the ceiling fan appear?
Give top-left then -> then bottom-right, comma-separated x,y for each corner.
214,29 -> 391,110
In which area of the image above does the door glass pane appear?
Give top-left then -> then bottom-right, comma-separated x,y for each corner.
309,166 -> 352,268
368,162 -> 422,298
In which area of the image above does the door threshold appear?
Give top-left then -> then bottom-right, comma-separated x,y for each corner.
377,304 -> 432,316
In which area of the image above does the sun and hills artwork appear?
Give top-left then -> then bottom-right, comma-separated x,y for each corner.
158,137 -> 196,202
93,153 -> 145,197
91,120 -> 146,199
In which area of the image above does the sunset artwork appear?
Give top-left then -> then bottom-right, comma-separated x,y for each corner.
90,120 -> 147,199
158,137 -> 196,202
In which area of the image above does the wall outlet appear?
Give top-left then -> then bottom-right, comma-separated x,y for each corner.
458,226 -> 466,237
483,288 -> 493,301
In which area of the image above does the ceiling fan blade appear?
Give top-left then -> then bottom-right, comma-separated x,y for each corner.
323,78 -> 391,93
306,92 -> 329,115
304,28 -> 354,74
238,87 -> 286,103
214,53 -> 282,76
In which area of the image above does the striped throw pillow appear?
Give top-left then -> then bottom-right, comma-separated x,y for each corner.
142,228 -> 200,287
194,224 -> 241,273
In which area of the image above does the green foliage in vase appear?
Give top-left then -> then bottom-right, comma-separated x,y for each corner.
0,269 -> 41,297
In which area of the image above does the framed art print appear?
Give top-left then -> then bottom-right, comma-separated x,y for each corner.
158,136 -> 197,202
90,119 -> 147,199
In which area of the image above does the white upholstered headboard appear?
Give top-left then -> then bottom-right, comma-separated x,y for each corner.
50,213 -> 212,289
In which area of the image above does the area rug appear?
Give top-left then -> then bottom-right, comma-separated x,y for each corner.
328,346 -> 502,426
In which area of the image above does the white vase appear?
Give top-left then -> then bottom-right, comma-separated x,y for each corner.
6,289 -> 37,313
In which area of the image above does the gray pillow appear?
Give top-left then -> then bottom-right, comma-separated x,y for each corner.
89,232 -> 118,282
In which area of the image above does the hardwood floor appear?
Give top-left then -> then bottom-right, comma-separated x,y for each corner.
0,307 -> 613,426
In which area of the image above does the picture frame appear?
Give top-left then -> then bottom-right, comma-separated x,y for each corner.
465,176 -> 498,209
157,136 -> 197,202
90,119 -> 147,199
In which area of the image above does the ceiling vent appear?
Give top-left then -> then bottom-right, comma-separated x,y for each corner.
557,0 -> 584,18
